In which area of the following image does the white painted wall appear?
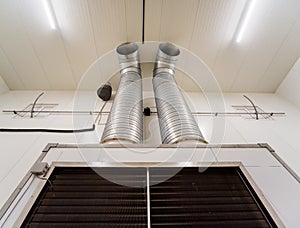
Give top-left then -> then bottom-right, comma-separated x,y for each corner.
0,90 -> 300,211
0,75 -> 9,94
277,57 -> 300,107
214,93 -> 300,176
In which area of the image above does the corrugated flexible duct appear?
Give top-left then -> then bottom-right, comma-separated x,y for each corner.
101,43 -> 143,144
153,43 -> 207,144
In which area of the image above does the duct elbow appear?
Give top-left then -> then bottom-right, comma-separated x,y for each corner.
116,42 -> 141,75
154,42 -> 180,76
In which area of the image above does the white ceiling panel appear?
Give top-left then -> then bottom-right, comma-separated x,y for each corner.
145,0 -> 162,41
199,0 -> 246,91
257,10 -> 300,92
212,43 -> 249,92
231,0 -> 300,92
158,0 -> 199,47
190,0 -> 246,68
0,0 -> 50,90
0,46 -> 24,89
88,0 -> 127,55
0,0 -> 299,92
52,0 -> 98,85
19,0 -> 76,90
201,0 -> 271,92
125,0 -> 143,42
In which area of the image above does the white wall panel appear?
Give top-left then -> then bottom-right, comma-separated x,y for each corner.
222,93 -> 300,176
0,90 -> 300,214
247,167 -> 300,228
277,57 -> 300,108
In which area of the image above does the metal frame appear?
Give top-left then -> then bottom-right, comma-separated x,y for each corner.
1,142 -> 296,227
2,109 -> 285,117
14,161 -> 284,228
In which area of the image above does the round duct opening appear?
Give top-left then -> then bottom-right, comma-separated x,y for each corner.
116,43 -> 139,56
159,42 -> 180,57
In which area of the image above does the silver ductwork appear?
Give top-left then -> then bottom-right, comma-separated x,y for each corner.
153,43 -> 207,144
101,43 -> 143,144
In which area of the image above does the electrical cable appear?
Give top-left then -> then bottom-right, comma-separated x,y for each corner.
0,101 -> 109,133
0,124 -> 95,133
31,92 -> 44,118
94,101 -> 107,125
243,95 -> 259,120
142,0 -> 145,44
0,100 -> 110,133
36,175 -> 53,190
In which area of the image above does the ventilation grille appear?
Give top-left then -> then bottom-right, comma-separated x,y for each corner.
21,167 -> 276,227
21,167 -> 147,227
150,167 -> 276,227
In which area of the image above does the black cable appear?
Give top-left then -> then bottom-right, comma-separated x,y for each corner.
31,92 -> 44,118
94,101 -> 108,124
142,0 -> 145,43
1,102 -> 107,133
243,95 -> 259,120
0,124 -> 95,133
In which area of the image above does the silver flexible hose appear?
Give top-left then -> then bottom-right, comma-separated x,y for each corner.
101,43 -> 143,144
153,43 -> 207,144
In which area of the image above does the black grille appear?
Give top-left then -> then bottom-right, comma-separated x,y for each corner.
149,167 -> 277,228
21,167 -> 277,227
22,167 -> 147,227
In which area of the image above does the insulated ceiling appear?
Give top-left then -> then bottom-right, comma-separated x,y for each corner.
0,0 -> 300,92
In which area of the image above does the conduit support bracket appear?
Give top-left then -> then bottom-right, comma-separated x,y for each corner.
30,92 -> 44,118
243,95 -> 259,120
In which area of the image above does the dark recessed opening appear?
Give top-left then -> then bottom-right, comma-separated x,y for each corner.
150,167 -> 277,227
21,167 -> 277,228
21,167 -> 147,228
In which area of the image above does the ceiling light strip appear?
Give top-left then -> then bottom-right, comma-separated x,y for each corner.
43,0 -> 56,30
236,0 -> 257,43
